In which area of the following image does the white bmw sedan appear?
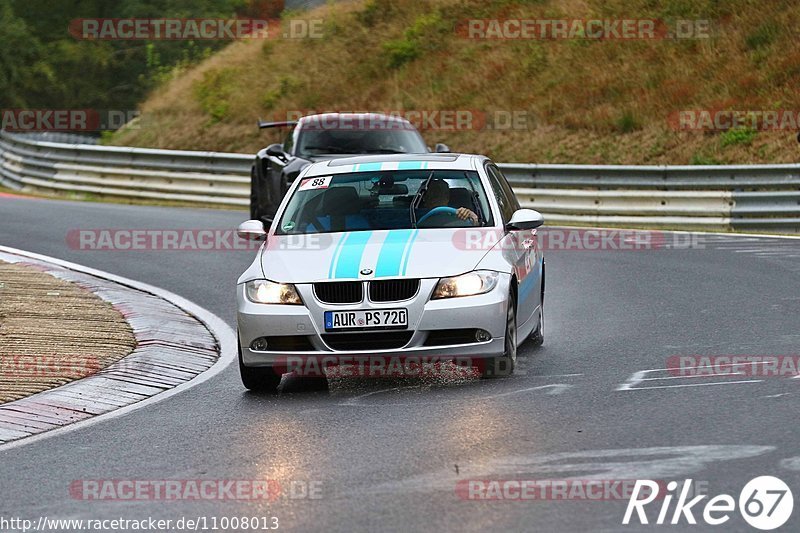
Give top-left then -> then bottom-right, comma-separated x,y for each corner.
236,153 -> 545,391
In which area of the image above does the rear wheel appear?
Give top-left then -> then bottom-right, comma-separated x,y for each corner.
239,343 -> 281,392
482,292 -> 517,378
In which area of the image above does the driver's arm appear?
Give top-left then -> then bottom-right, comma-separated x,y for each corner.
456,207 -> 478,225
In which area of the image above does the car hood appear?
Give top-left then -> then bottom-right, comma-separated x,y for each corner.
260,229 -> 497,283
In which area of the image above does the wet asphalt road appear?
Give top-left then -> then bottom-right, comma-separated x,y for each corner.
1,194 -> 800,532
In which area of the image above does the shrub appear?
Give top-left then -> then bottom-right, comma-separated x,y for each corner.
745,22 -> 780,51
382,12 -> 447,69
615,111 -> 641,133
193,69 -> 235,123
720,127 -> 757,147
690,153 -> 722,165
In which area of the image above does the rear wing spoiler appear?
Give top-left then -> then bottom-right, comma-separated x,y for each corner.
258,119 -> 298,129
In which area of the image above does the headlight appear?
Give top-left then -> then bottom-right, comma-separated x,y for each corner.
245,280 -> 303,305
432,271 -> 499,299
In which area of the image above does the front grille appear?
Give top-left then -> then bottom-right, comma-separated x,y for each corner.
369,279 -> 419,302
314,282 -> 363,304
423,329 -> 479,347
322,331 -> 413,351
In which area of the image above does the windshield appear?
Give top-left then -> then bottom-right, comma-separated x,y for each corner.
276,170 -> 494,235
295,128 -> 428,157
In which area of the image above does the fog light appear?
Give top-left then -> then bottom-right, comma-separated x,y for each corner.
250,337 -> 269,351
475,329 -> 491,342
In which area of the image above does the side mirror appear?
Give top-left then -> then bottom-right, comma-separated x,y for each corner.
506,209 -> 544,231
435,143 -> 451,153
237,220 -> 267,241
266,143 -> 288,161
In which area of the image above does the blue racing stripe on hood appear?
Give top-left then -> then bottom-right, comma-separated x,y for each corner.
375,230 -> 414,277
328,233 -> 349,279
333,231 -> 373,279
400,229 -> 419,276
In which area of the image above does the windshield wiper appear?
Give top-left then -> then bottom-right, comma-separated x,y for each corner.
464,172 -> 485,226
361,149 -> 406,154
409,170 -> 435,229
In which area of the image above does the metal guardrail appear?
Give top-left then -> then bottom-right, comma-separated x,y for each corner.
500,163 -> 800,231
12,132 -> 100,145
2,130 -> 799,232
0,131 -> 251,206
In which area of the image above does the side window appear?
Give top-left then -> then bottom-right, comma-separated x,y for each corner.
493,165 -> 521,211
486,164 -> 516,223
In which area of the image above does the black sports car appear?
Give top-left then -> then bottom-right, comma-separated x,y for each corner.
250,112 -> 450,223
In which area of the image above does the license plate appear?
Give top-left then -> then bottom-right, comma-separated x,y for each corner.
324,309 -> 408,331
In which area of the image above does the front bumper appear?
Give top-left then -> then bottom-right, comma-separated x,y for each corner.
237,275 -> 511,368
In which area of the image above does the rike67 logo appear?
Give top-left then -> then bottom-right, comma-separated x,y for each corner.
623,476 -> 793,530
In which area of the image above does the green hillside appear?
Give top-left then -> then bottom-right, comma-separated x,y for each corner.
111,0 -> 800,164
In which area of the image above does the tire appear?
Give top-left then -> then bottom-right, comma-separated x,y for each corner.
529,306 -> 544,347
239,343 -> 281,392
529,263 -> 545,347
482,291 -> 517,378
293,375 -> 329,391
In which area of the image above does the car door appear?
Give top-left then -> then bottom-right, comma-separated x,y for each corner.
485,163 -> 539,331
253,129 -> 295,223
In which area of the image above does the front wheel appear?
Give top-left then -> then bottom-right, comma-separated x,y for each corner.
482,292 -> 517,378
239,344 -> 281,392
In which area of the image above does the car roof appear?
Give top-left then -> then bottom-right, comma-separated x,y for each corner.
302,153 -> 488,176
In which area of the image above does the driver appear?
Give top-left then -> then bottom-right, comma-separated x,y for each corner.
421,179 -> 478,225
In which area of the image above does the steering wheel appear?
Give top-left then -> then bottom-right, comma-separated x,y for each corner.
417,206 -> 458,225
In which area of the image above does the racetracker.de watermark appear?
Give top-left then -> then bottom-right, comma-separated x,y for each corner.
666,355 -> 800,378
68,18 -> 323,40
0,355 -> 101,379
1,109 -> 138,132
273,355 -> 482,379
452,229 -> 706,252
668,109 -> 800,131
69,479 -> 323,501
279,109 -> 533,131
67,229 -> 264,252
458,19 -> 711,40
66,229 -> 707,253
456,479 -> 681,501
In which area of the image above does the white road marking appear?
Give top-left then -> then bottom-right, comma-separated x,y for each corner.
638,372 -> 746,381
363,445 -> 775,495
617,363 -> 769,391
780,457 -> 800,471
335,382 -> 573,407
340,386 -> 417,405
621,380 -> 762,391
486,384 -> 573,398
0,245 -> 237,452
